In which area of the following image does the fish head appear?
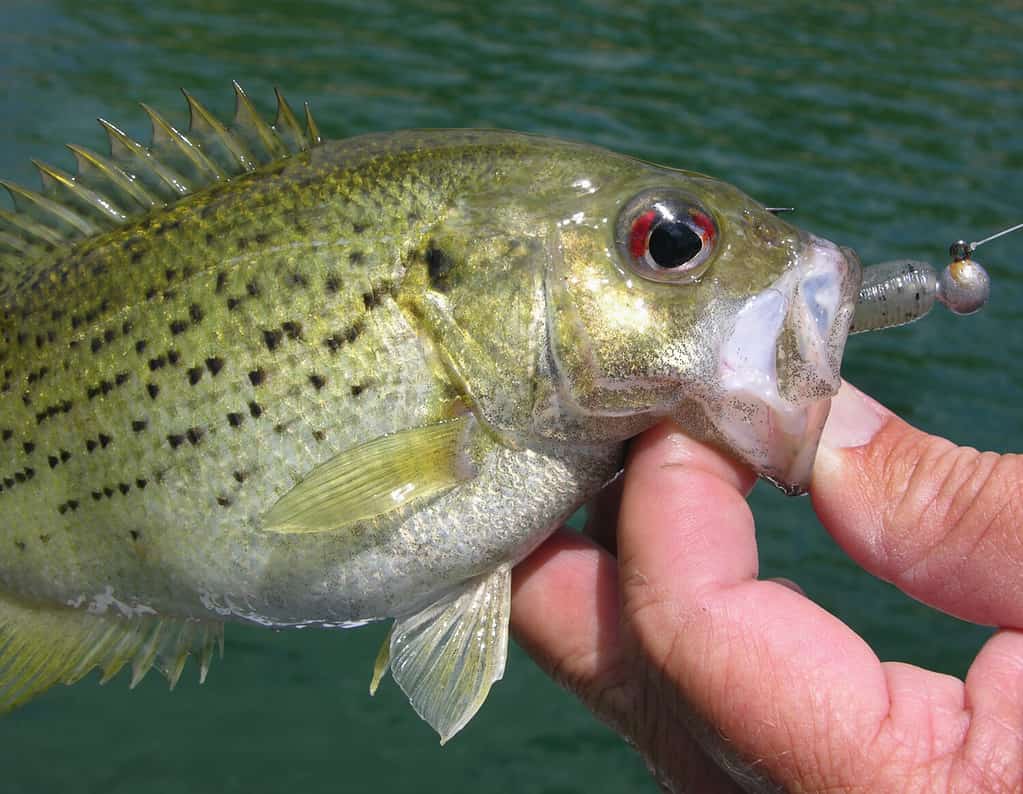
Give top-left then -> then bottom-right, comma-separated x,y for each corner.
543,166 -> 862,493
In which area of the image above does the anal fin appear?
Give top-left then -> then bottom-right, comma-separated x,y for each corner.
0,591 -> 223,712
382,565 -> 512,744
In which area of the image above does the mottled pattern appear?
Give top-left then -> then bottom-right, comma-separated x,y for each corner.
0,130 -> 634,623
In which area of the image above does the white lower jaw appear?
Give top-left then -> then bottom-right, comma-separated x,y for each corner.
703,235 -> 856,493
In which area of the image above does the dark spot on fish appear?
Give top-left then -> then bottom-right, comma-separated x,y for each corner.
118,482 -> 130,495
352,222 -> 366,234
145,288 -> 158,301
206,357 -> 224,376
165,268 -> 177,282
237,236 -> 249,251
115,371 -> 130,386
187,366 -> 203,385
60,449 -> 71,462
215,271 -> 227,293
135,339 -> 147,354
349,251 -> 365,265
186,427 -> 203,446
149,356 -> 166,371
147,383 -> 159,400
131,419 -> 147,432
350,383 -> 366,396
122,320 -> 133,336
309,374 -> 326,390
248,401 -> 263,418
14,471 -> 25,483
58,504 -> 68,515
167,434 -> 184,449
169,319 -> 188,335
189,304 -> 203,323
287,271 -> 308,288
216,495 -> 232,507
1,429 -> 10,441
273,423 -> 286,434
227,412 -> 244,427
22,441 -> 34,454
67,499 -> 78,510
92,491 -> 102,501
325,273 -> 341,294
130,529 -> 140,541
39,533 -> 50,543
233,470 -> 246,483
263,329 -> 282,351
103,486 -> 114,498
246,281 -> 261,297
131,251 -> 144,264
90,337 -> 102,353
312,430 -> 326,442
24,468 -> 34,480
248,369 -> 265,387
227,297 -> 241,311
48,455 -> 58,468
86,439 -> 97,453
282,321 -> 303,340
103,328 -> 116,344
136,478 -> 147,489
426,245 -> 454,291
99,433 -> 112,448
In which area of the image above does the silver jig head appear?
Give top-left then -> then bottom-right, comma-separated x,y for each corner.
850,220 -> 1020,334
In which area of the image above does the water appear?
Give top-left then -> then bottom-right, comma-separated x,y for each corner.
1,1 -> 1021,791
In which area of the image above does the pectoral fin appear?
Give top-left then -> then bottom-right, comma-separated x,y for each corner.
262,416 -> 475,534
382,565 -> 512,743
0,591 -> 223,712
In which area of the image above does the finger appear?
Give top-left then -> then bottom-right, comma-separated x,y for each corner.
958,629 -> 1023,787
812,381 -> 1023,628
617,423 -> 894,787
510,528 -> 751,793
510,529 -> 625,708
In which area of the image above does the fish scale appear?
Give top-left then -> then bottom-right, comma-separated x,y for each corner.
0,87 -> 863,741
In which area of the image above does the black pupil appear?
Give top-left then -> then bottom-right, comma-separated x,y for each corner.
648,220 -> 702,268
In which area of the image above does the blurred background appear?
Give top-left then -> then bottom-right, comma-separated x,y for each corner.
1,1 -> 1021,791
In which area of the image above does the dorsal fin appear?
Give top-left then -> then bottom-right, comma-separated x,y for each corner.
0,84 -> 322,281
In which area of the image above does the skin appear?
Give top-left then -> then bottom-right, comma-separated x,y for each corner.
512,381 -> 1023,793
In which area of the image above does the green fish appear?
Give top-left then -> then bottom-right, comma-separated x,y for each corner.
0,84 -> 860,741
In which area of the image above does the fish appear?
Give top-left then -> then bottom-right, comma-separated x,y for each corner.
0,84 -> 861,742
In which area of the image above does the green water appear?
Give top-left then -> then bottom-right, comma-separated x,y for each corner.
1,1 -> 1021,791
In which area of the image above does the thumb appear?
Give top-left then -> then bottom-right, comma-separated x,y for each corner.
811,381 -> 1023,628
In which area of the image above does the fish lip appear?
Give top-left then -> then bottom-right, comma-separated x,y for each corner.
698,234 -> 860,492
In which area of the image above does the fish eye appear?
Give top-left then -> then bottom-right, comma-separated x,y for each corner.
616,191 -> 717,283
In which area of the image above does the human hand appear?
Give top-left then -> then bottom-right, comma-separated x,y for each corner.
511,382 -> 1023,792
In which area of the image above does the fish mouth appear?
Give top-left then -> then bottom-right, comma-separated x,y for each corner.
698,235 -> 861,493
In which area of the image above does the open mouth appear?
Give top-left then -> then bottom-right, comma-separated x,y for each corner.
701,235 -> 861,493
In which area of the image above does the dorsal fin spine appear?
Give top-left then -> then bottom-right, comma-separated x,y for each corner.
141,103 -> 227,184
66,144 -> 162,211
32,159 -> 128,225
98,119 -> 192,198
1,85 -> 321,273
232,81 -> 288,161
183,89 -> 257,173
0,179 -> 98,237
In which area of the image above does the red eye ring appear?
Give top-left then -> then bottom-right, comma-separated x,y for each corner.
617,192 -> 718,284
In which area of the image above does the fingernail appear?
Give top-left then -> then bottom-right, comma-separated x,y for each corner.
819,381 -> 888,450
